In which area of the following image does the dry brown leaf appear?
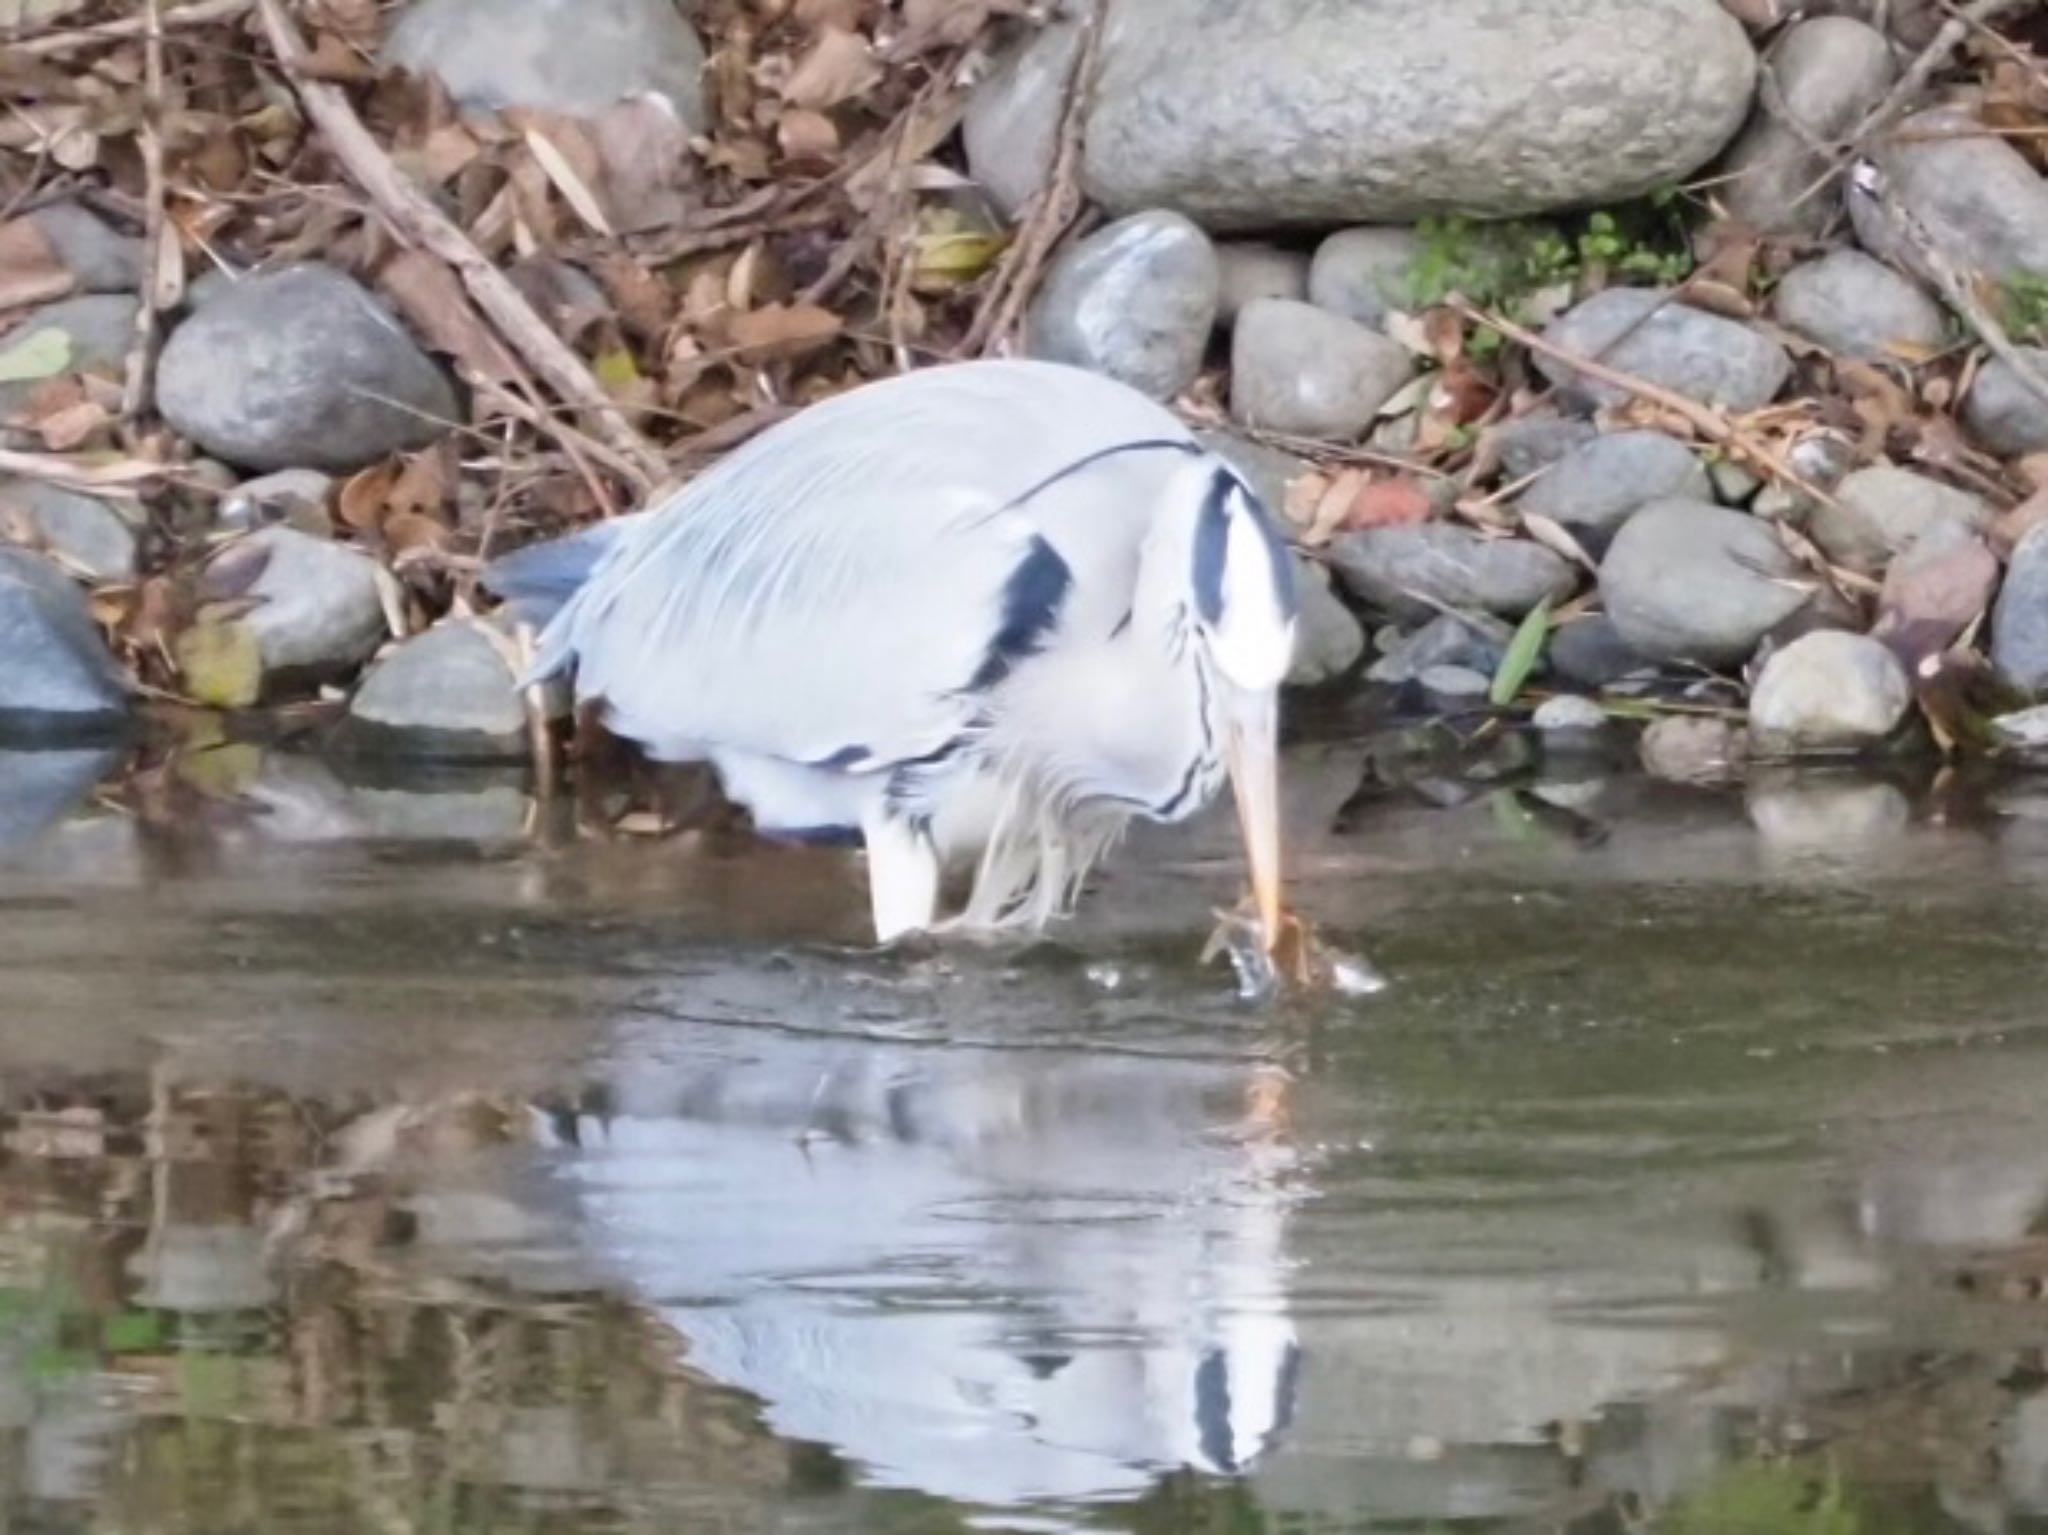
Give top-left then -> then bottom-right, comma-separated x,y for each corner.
782,27 -> 882,111
296,31 -> 376,84
777,107 -> 841,161
33,397 -> 108,452
377,249 -> 524,387
519,117 -> 614,236
727,301 -> 843,360
1520,510 -> 1598,573
384,511 -> 450,554
0,218 -> 75,311
338,463 -> 399,532
386,445 -> 452,521
591,97 -> 695,234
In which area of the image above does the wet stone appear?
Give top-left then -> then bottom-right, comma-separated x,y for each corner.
1639,713 -> 1749,784
1993,524 -> 2048,695
1366,611 -> 1511,685
155,263 -> 459,473
1025,211 -> 1218,401
344,621 -> 527,760
1285,558 -> 1365,687
1549,613 -> 1650,688
1748,630 -> 1911,751
0,549 -> 128,728
1418,664 -> 1492,706
234,527 -> 388,680
0,743 -> 119,853
1532,694 -> 1609,732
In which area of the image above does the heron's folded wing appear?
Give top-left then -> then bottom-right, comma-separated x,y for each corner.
548,473 -> 1058,772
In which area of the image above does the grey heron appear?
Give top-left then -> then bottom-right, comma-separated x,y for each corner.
486,358 -> 1299,949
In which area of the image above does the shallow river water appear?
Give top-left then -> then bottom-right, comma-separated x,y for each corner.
6,729 -> 2048,1532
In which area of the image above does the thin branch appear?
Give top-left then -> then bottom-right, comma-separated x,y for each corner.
252,0 -> 665,492
121,0 -> 170,426
1451,299 -> 1843,513
14,0 -> 252,56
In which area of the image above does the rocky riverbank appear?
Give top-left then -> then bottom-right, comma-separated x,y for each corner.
3,0 -> 2048,805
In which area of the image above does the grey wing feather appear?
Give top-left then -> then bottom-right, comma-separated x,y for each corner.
534,361 -> 1199,772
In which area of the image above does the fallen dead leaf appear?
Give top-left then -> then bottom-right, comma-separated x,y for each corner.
783,26 -> 883,111
728,301 -> 842,360
0,217 -> 74,311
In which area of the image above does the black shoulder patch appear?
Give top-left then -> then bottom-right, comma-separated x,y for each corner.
968,535 -> 1072,690
1190,469 -> 1237,625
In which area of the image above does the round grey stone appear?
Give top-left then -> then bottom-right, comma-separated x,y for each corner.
236,527 -> 388,677
156,263 -> 459,473
1307,227 -> 1425,330
1519,431 -> 1711,536
383,0 -> 708,130
1214,242 -> 1310,327
1025,211 -> 1218,401
1993,523 -> 2048,695
1808,465 -> 1990,575
1083,0 -> 1757,230
0,483 -> 137,582
348,621 -> 526,756
25,202 -> 144,294
1489,413 -> 1598,481
1770,249 -> 1946,362
1598,499 -> 1810,666
1640,713 -> 1748,784
1748,629 -> 1911,749
1532,694 -> 1610,732
1718,18 -> 1895,237
1537,289 -> 1792,413
1852,107 -> 2048,289
1366,611 -> 1512,685
1230,299 -> 1413,440
1328,523 -> 1577,623
0,549 -> 128,722
1284,557 -> 1365,687
1549,613 -> 1650,687
0,294 -> 140,420
1961,346 -> 2048,458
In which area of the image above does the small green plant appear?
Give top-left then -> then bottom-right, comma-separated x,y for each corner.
2001,269 -> 2048,342
1395,198 -> 1698,319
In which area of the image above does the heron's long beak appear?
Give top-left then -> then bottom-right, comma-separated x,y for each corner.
1224,691 -> 1284,950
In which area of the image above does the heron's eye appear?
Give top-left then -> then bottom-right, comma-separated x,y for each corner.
1192,477 -> 1296,690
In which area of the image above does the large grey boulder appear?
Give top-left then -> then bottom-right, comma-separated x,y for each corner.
383,0 -> 708,130
345,621 -> 527,758
1852,107 -> 2048,288
1229,299 -> 1413,440
964,14 -> 1083,219
1718,18 -> 1894,236
1025,211 -> 1218,400
1537,289 -> 1791,412
0,294 -> 139,420
1962,347 -> 2048,458
1770,249 -> 1946,362
1328,524 -> 1575,623
1598,500 -> 1810,665
0,549 -> 128,724
156,263 -> 458,473
1807,466 -> 1990,575
1083,0 -> 1757,230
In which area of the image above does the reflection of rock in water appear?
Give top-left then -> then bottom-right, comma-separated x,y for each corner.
401,1035 -> 1304,1508
0,746 -> 119,854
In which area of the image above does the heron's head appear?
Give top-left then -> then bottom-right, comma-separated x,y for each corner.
1182,461 -> 1298,945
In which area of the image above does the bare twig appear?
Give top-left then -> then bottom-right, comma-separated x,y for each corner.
253,0 -> 665,492
13,0 -> 252,56
963,3 -> 1103,356
120,0 -> 170,426
1451,300 -> 1844,513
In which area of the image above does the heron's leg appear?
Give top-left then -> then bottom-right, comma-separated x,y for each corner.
861,810 -> 940,943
